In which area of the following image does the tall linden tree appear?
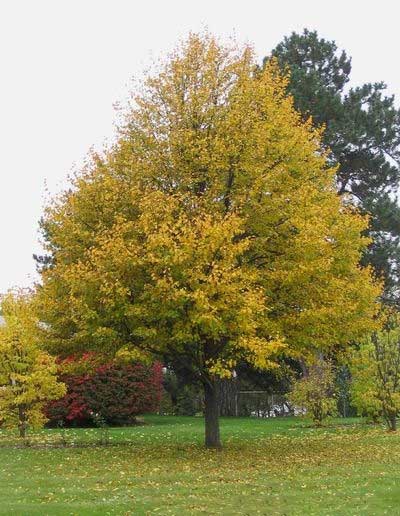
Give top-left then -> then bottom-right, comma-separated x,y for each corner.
37,34 -> 380,448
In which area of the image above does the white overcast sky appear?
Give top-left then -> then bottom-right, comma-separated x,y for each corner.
1,0 -> 399,294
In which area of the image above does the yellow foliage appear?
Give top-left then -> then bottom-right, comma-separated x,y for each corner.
289,359 -> 337,426
37,33 -> 381,384
0,291 -> 66,436
349,320 -> 400,429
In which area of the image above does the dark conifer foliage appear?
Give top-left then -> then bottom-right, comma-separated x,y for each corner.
269,29 -> 400,302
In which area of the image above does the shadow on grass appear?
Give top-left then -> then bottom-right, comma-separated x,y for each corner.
0,416 -> 374,449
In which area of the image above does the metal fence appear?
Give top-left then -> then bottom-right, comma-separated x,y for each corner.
235,391 -> 296,417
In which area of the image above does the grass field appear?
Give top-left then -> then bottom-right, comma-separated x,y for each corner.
1,415 -> 399,515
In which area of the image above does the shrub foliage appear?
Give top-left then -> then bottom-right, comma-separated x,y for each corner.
46,362 -> 162,426
289,359 -> 337,426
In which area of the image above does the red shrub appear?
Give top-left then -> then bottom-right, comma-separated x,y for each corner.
46,362 -> 163,426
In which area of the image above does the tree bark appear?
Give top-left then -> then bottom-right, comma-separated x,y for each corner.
18,406 -> 27,439
388,414 -> 397,431
218,377 -> 238,417
204,380 -> 222,449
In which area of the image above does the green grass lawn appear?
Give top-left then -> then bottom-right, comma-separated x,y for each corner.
1,416 -> 399,515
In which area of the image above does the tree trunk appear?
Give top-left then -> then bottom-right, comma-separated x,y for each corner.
218,377 -> 238,416
204,380 -> 222,449
18,406 -> 27,439
388,414 -> 397,431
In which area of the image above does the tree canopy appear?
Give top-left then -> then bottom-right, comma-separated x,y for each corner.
269,29 -> 400,302
36,34 -> 380,447
0,291 -> 66,437
349,317 -> 400,430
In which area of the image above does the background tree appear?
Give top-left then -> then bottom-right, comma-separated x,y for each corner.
161,367 -> 202,416
289,359 -> 337,426
37,34 -> 380,448
348,343 -> 383,423
349,320 -> 400,430
269,29 -> 400,302
335,364 -> 357,418
0,291 -> 66,438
